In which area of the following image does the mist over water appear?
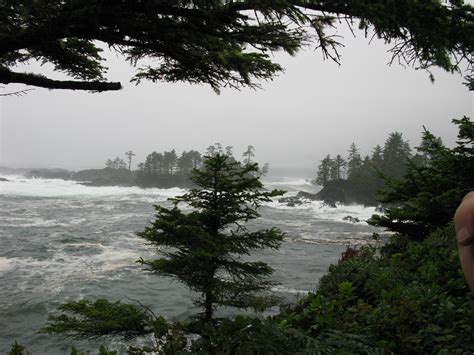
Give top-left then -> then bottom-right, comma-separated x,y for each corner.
0,174 -> 382,352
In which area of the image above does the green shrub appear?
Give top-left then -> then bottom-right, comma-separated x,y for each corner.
278,224 -> 474,354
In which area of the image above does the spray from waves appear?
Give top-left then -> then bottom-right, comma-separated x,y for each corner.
0,257 -> 14,272
271,285 -> 310,295
0,240 -> 147,294
0,175 -> 186,199
284,234 -> 381,246
1,174 -> 317,199
266,199 -> 378,224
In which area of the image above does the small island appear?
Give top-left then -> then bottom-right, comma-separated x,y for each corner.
1,144 -> 266,190
280,131 -> 436,208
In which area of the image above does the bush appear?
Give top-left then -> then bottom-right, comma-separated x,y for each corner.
278,225 -> 474,354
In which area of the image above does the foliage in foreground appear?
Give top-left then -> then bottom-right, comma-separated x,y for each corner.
39,225 -> 474,354
40,299 -> 155,338
2,1 -> 472,92
138,154 -> 285,322
370,117 -> 474,239
278,225 -> 474,354
37,118 -> 474,353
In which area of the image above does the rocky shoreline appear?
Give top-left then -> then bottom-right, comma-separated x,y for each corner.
278,184 -> 383,210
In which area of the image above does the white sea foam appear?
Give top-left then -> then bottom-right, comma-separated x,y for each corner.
0,176 -> 186,199
271,285 -> 310,295
309,202 -> 378,223
286,237 -> 375,246
267,199 -> 378,224
3,242 -> 144,294
0,217 -> 72,228
0,257 -> 14,272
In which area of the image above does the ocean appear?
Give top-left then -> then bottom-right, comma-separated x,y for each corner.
0,174 -> 382,353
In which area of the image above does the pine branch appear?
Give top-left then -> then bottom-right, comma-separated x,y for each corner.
0,67 -> 121,92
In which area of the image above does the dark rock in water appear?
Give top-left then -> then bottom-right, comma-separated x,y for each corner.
74,168 -> 136,187
0,177 -> 9,182
314,179 -> 377,207
278,196 -> 304,207
79,178 -> 114,187
343,215 -> 360,223
278,191 -> 322,207
322,199 -> 337,208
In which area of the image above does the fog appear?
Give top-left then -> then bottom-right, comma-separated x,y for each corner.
1,27 -> 472,171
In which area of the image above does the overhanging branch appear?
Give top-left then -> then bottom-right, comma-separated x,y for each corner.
0,68 -> 121,92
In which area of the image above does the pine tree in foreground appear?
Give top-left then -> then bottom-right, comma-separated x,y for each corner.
138,154 -> 285,322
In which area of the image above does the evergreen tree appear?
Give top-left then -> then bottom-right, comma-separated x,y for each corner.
176,151 -> 193,175
125,150 -> 136,171
243,145 -> 255,165
260,163 -> 270,177
315,155 -> 332,186
152,152 -> 163,175
331,155 -> 346,180
381,132 -> 411,178
205,144 -> 219,157
138,154 -> 285,322
370,117 -> 474,239
412,131 -> 444,167
225,146 -> 234,157
214,143 -> 224,155
370,145 -> 385,192
163,150 -> 178,175
106,157 -> 127,170
371,145 -> 384,171
105,158 -> 114,169
347,143 -> 362,180
1,2 -> 471,92
189,150 -> 203,169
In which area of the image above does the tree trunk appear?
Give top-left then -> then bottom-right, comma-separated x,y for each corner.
203,291 -> 213,323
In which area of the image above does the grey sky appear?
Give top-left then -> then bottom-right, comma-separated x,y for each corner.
1,26 -> 472,171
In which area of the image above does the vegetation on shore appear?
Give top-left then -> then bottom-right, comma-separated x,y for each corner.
11,118 -> 466,354
137,154 -> 285,322
4,0 -> 474,352
2,144 -> 268,189
312,129 -> 445,207
36,154 -> 285,354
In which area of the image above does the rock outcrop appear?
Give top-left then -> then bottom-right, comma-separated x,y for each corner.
74,168 -> 136,187
278,179 -> 377,208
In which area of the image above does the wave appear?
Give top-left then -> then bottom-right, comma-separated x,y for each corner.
284,235 -> 378,246
271,285 -> 310,295
1,174 -> 318,199
266,200 -> 378,224
0,175 -> 186,199
0,257 -> 14,272
0,241 -> 145,294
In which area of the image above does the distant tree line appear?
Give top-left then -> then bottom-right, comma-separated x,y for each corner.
313,132 -> 439,205
105,157 -> 127,170
132,144 -> 268,188
136,149 -> 202,188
